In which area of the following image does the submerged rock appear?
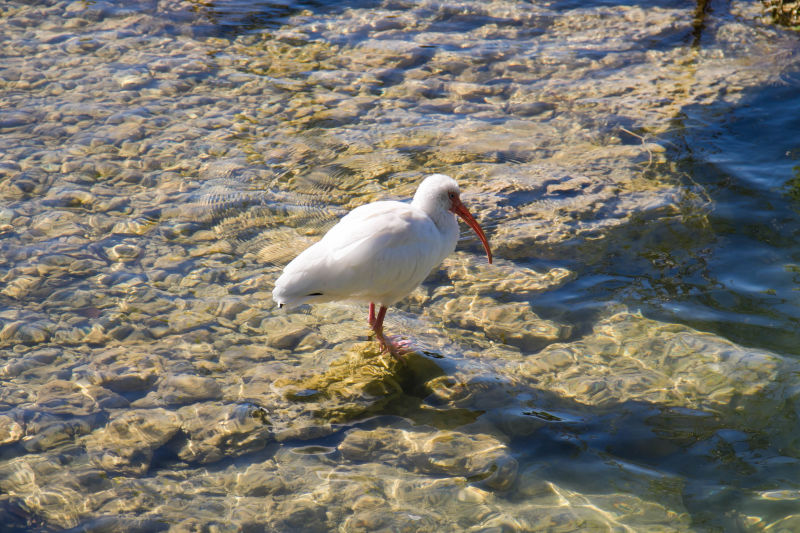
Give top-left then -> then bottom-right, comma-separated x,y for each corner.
275,343 -> 444,424
444,255 -> 575,297
176,403 -> 273,463
137,374 -> 224,407
443,295 -> 570,352
764,0 -> 800,28
84,408 -> 182,475
512,311 -> 785,410
82,355 -> 159,393
0,414 -> 24,445
35,379 -> 127,415
339,426 -> 518,490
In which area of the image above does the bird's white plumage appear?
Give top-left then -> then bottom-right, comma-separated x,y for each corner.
272,199 -> 457,307
272,174 -> 462,309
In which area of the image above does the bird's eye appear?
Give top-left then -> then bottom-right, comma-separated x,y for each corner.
448,192 -> 455,199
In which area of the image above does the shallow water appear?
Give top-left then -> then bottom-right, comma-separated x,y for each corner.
1,0 -> 800,531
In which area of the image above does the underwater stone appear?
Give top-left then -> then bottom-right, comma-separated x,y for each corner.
339,426 -> 518,490
0,414 -> 24,445
84,408 -> 182,475
176,403 -> 273,463
151,374 -> 224,406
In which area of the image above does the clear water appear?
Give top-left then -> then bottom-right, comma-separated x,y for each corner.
538,76 -> 800,356
1,0 -> 800,530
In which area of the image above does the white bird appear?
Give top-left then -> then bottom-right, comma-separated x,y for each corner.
272,174 -> 492,354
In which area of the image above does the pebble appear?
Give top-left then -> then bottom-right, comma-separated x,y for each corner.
63,36 -> 102,53
0,415 -> 24,445
96,121 -> 146,146
113,70 -> 152,90
23,418 -> 96,453
84,360 -> 158,393
34,380 -> 128,416
225,460 -> 285,497
0,319 -> 52,344
84,408 -> 182,474
266,323 -> 313,350
214,298 -> 248,320
0,111 -> 31,129
176,403 -> 273,463
148,374 -> 223,406
105,243 -> 141,262
0,348 -> 58,378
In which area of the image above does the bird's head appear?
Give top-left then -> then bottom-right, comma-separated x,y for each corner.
414,174 -> 493,264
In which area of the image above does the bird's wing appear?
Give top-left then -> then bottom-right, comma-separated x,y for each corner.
326,202 -> 422,261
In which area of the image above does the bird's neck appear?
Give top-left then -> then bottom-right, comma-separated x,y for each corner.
412,197 -> 458,238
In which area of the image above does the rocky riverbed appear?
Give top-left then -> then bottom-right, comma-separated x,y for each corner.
1,0 -> 800,530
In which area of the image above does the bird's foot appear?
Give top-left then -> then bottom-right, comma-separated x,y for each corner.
389,336 -> 413,351
375,332 -> 411,360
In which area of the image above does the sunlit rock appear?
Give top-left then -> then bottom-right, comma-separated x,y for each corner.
84,408 -> 182,475
137,374 -> 223,407
340,426 -> 517,491
175,403 -> 273,463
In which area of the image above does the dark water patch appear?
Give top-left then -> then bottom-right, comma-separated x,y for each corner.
506,392 -> 800,530
64,516 -> 170,533
149,430 -> 190,471
189,0 -> 354,37
0,499 -> 51,533
550,0 -> 705,10
657,76 -> 800,356
527,72 -> 800,358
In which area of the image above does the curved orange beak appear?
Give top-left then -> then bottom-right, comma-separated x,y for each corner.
451,197 -> 493,264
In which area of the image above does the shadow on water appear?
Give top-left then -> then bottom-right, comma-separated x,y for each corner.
531,70 -> 800,359
186,0 -> 369,37
394,361 -> 800,530
190,0 -> 730,47
656,74 -> 800,357
221,360 -> 799,531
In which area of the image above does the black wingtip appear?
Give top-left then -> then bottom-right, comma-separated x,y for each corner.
278,303 -> 284,308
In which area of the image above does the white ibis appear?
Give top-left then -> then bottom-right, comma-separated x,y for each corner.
272,174 -> 492,354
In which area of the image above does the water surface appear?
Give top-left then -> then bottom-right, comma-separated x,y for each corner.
1,0 -> 799,530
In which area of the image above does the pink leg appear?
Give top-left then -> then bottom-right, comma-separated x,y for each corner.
368,302 -> 375,327
371,305 -> 387,337
371,305 -> 404,359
